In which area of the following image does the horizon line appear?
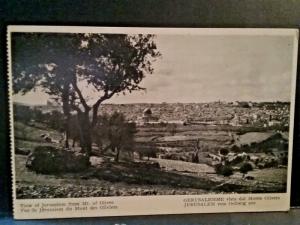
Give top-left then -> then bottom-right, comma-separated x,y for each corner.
13,100 -> 291,106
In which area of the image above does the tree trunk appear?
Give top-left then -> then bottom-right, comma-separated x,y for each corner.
114,147 -> 120,162
77,112 -> 92,157
64,115 -> 70,148
72,138 -> 76,148
65,133 -> 69,148
62,83 -> 71,149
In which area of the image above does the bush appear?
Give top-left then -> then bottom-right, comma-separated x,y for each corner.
231,145 -> 240,153
137,146 -> 158,160
263,148 -> 273,154
280,156 -> 288,166
26,146 -> 90,174
215,164 -> 233,177
166,123 -> 177,136
219,148 -> 229,156
264,159 -> 279,168
239,162 -> 253,174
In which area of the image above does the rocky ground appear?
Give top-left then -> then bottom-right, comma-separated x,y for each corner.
15,153 -> 287,199
16,183 -> 209,199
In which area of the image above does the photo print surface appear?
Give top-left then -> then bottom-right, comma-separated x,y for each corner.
8,26 -> 298,219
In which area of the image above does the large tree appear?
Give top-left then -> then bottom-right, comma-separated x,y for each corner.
12,32 -> 160,155
12,33 -> 84,148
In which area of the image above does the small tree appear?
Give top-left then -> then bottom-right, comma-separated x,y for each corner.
239,162 -> 253,177
32,109 -> 45,123
231,145 -> 241,153
93,113 -> 111,151
15,123 -> 31,141
94,112 -> 137,162
166,123 -> 177,136
47,110 -> 64,131
215,164 -> 233,177
136,144 -> 158,160
13,104 -> 33,124
68,114 -> 81,148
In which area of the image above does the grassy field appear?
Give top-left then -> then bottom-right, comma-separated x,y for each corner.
14,121 -> 62,141
238,132 -> 275,146
16,154 -> 213,198
153,158 -> 215,174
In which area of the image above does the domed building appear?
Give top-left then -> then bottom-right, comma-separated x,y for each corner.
136,108 -> 159,124
143,108 -> 153,117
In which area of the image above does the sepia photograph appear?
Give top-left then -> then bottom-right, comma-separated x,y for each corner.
8,26 -> 298,218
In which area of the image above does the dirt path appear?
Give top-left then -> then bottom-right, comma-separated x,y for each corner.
152,158 -> 215,174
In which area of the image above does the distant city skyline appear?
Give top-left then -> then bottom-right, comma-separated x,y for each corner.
13,33 -> 295,105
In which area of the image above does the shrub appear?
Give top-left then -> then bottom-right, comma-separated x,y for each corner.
264,159 -> 279,168
231,145 -> 240,153
239,162 -> 253,175
137,146 -> 158,160
263,148 -> 273,154
166,123 -> 177,136
219,148 -> 229,156
26,146 -> 90,174
280,155 -> 288,166
215,164 -> 233,177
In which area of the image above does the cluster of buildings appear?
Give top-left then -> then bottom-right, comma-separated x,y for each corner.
14,100 -> 290,129
98,101 -> 290,129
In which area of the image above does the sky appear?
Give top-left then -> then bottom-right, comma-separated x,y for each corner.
13,34 -> 295,105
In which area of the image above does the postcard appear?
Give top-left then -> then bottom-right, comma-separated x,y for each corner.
7,26 -> 298,219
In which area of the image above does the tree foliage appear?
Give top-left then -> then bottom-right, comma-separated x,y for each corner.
215,164 -> 233,177
12,32 -> 161,154
239,162 -> 253,175
12,33 -> 160,114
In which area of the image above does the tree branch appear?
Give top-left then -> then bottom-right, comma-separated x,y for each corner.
91,88 -> 119,128
71,81 -> 90,112
70,103 -> 82,114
